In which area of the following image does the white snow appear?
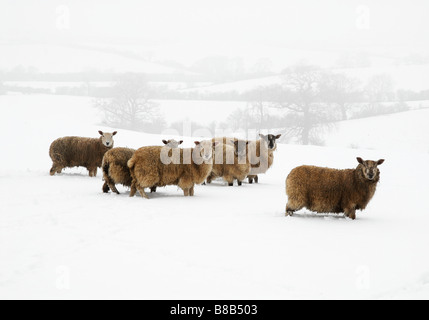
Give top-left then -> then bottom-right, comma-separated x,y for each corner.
1,94 -> 429,299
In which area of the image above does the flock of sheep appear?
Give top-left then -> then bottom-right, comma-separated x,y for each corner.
49,131 -> 385,220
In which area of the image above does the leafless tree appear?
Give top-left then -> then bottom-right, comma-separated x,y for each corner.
276,65 -> 336,145
365,74 -> 395,103
320,73 -> 361,120
96,75 -> 165,132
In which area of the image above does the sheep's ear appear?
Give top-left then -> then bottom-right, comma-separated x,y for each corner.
357,157 -> 364,164
275,134 -> 282,140
98,131 -> 104,136
194,141 -> 201,146
377,159 -> 385,166
246,141 -> 250,145
231,140 -> 237,145
259,134 -> 266,140
179,140 -> 183,145
162,140 -> 168,145
112,131 -> 117,136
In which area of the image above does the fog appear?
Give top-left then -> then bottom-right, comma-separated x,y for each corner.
1,0 -> 429,144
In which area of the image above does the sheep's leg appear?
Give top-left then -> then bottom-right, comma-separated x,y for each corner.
344,208 -> 356,220
237,180 -> 242,186
50,163 -> 62,176
224,175 -> 234,187
254,175 -> 259,184
248,176 -> 254,184
183,188 -> 190,197
286,200 -> 303,217
103,176 -> 120,194
206,174 -> 213,184
150,187 -> 157,193
108,183 -> 120,195
137,185 -> 149,199
129,187 -> 136,197
88,167 -> 97,177
102,182 -> 110,193
189,185 -> 195,196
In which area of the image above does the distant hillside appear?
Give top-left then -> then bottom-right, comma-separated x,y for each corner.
0,43 -> 192,74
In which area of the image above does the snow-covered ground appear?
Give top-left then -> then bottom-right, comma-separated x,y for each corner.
1,94 -> 429,299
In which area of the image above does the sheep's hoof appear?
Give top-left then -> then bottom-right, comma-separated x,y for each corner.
286,211 -> 294,217
228,183 -> 234,187
238,181 -> 242,186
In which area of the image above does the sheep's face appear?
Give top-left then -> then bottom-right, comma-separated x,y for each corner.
357,157 -> 385,181
162,139 -> 183,148
99,131 -> 117,148
233,140 -> 249,158
259,134 -> 282,150
194,140 -> 217,162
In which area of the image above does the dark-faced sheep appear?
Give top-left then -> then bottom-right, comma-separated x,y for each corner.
207,140 -> 251,186
247,134 -> 281,184
128,140 -> 216,199
102,147 -> 136,194
285,158 -> 385,220
49,131 -> 117,177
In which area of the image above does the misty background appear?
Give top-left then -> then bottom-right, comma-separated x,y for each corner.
1,0 -> 429,146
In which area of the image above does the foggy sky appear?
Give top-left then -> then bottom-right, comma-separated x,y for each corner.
1,0 -> 428,51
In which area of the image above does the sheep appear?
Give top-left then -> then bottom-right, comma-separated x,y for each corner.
162,139 -> 183,148
285,157 -> 385,220
102,147 -> 136,194
49,131 -> 117,177
206,140 -> 251,186
128,140 -> 216,199
102,139 -> 184,195
247,134 -> 281,184
150,139 -> 185,193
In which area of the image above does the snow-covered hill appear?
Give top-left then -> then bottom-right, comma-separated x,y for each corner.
0,94 -> 428,299
0,44 -> 190,74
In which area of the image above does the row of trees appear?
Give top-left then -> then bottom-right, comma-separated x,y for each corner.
222,66 -> 406,145
95,67 -> 411,145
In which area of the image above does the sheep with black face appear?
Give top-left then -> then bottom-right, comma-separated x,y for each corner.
247,134 -> 281,184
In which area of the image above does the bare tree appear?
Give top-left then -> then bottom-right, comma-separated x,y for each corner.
276,66 -> 336,145
365,74 -> 395,103
96,75 -> 165,133
320,73 -> 361,120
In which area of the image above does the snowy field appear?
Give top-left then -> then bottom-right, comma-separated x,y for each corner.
1,94 -> 429,299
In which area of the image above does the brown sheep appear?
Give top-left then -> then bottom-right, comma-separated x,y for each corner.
128,140 -> 216,199
49,131 -> 117,177
102,147 -> 136,194
207,140 -> 251,186
247,134 -> 281,184
285,158 -> 385,220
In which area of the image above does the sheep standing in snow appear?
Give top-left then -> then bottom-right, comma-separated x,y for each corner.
49,131 -> 117,177
102,147 -> 136,194
285,158 -> 385,220
102,139 -> 184,195
128,140 -> 216,199
247,134 -> 281,184
206,140 -> 251,186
